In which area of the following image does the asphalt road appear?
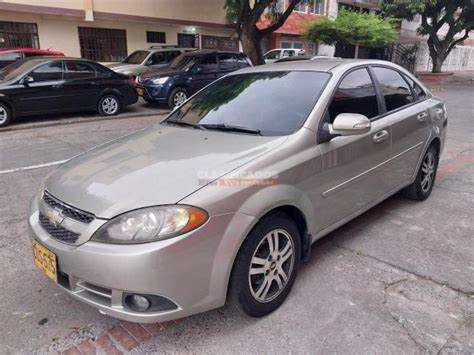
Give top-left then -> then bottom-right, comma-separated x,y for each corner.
0,83 -> 473,354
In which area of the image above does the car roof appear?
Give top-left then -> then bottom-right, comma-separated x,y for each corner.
148,47 -> 196,53
238,59 -> 410,74
0,48 -> 64,54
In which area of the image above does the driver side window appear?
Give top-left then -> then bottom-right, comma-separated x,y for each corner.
328,68 -> 379,123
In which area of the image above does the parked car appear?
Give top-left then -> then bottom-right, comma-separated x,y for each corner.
0,48 -> 65,69
28,59 -> 446,323
0,57 -> 137,128
274,55 -> 341,63
104,46 -> 196,78
135,50 -> 252,108
263,48 -> 305,63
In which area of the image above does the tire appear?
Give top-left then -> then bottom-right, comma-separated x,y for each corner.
167,87 -> 188,109
0,102 -> 12,128
98,94 -> 121,116
402,145 -> 438,201
228,211 -> 301,317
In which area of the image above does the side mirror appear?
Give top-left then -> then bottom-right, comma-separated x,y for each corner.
328,113 -> 371,137
21,75 -> 34,86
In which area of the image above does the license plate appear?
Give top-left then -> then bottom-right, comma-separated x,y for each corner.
32,241 -> 58,283
136,88 -> 144,96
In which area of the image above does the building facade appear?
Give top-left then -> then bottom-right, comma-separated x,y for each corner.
258,0 -> 336,56
0,0 -> 238,61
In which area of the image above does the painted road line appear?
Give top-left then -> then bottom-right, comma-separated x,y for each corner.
0,159 -> 68,175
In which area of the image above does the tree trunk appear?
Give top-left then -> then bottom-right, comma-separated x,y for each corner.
431,53 -> 444,73
354,43 -> 360,59
240,26 -> 264,65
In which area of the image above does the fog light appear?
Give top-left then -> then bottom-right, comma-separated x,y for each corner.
124,294 -> 151,312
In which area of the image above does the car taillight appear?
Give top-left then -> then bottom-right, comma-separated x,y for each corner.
128,76 -> 136,86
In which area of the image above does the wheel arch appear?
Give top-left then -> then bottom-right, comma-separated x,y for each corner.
0,97 -> 15,119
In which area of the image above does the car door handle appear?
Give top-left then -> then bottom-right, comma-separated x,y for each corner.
417,112 -> 429,122
373,130 -> 389,143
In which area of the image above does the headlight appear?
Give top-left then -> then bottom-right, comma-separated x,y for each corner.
92,206 -> 208,244
152,76 -> 169,85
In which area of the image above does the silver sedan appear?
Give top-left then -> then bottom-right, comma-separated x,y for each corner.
28,59 -> 447,322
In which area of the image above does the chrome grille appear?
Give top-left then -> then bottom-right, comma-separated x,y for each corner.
39,213 -> 80,244
42,191 -> 94,224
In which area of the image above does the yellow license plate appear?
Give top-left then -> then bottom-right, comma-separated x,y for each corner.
32,241 -> 57,283
136,88 -> 144,96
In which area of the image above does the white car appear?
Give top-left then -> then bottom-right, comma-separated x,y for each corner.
263,48 -> 305,64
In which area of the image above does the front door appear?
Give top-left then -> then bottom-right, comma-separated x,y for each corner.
14,61 -> 66,115
313,67 -> 394,231
189,55 -> 218,94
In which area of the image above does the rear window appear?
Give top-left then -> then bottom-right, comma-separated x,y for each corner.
165,71 -> 330,136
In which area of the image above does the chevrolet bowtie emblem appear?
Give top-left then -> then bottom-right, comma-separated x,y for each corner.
46,208 -> 64,227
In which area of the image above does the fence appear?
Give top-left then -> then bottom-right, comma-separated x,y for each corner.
415,45 -> 474,72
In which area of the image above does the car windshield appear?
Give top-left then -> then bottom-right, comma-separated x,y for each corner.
164,71 -> 330,136
123,50 -> 149,64
168,54 -> 199,70
0,59 -> 38,81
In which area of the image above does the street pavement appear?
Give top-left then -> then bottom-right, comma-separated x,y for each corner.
0,82 -> 472,354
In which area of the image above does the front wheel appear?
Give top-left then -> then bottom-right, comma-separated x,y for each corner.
228,212 -> 301,317
402,145 -> 439,200
98,94 -> 120,116
168,88 -> 188,109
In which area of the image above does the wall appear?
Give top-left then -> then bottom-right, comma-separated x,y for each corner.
0,11 -> 234,58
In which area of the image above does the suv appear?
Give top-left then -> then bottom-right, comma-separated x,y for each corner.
263,48 -> 305,64
0,48 -> 65,69
135,50 -> 252,108
104,46 -> 196,78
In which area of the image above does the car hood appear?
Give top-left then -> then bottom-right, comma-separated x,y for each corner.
140,66 -> 183,79
45,125 -> 286,219
104,62 -> 141,72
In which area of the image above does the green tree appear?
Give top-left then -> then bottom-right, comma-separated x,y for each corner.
225,0 -> 308,65
381,0 -> 474,73
304,8 -> 397,58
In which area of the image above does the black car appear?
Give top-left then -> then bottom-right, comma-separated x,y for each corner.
0,57 -> 138,128
135,50 -> 252,109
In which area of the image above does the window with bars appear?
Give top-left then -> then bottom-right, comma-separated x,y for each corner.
178,33 -> 196,48
78,27 -> 127,62
311,0 -> 326,14
0,21 -> 39,48
146,31 -> 166,44
294,1 -> 307,12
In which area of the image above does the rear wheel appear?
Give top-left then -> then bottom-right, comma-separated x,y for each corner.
98,94 -> 120,116
229,212 -> 301,317
168,87 -> 188,109
402,145 -> 438,200
0,102 -> 12,128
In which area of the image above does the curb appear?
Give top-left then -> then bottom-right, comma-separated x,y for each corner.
0,110 -> 168,133
63,319 -> 180,355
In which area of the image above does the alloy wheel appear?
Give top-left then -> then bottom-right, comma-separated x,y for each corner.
248,229 -> 295,303
420,151 -> 436,192
0,106 -> 7,125
101,97 -> 118,115
173,91 -> 187,106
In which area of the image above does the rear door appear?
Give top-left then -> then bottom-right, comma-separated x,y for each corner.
14,61 -> 66,114
314,67 -> 393,230
370,66 -> 432,188
63,61 -> 102,110
189,55 -> 218,93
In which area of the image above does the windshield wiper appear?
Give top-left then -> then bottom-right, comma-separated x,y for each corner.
164,120 -> 205,130
198,123 -> 261,135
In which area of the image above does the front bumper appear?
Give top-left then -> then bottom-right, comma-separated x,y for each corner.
28,194 -> 256,323
135,83 -> 170,103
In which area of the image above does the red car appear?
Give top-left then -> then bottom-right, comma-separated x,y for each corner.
0,48 -> 65,69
